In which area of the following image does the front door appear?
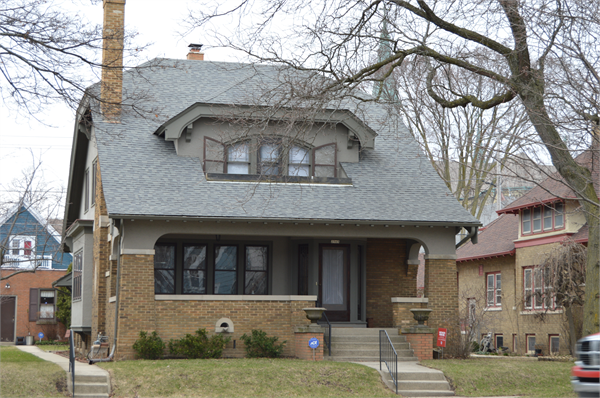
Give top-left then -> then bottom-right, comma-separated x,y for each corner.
1,296 -> 16,342
319,245 -> 350,322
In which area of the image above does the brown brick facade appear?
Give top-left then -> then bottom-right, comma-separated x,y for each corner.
92,161 -> 110,340
295,332 -> 324,361
425,258 -> 458,340
366,239 -> 415,327
404,331 -> 433,361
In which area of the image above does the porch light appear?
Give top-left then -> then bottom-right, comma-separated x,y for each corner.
5,283 -> 10,289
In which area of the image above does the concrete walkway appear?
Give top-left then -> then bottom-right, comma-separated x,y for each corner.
16,345 -> 108,378
352,361 -> 523,398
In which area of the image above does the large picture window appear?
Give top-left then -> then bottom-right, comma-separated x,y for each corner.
154,241 -> 269,295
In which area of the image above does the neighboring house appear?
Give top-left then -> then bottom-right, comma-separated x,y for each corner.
456,150 -> 597,356
0,201 -> 71,343
62,1 -> 480,359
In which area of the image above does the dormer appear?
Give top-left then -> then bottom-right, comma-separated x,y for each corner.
154,103 -> 377,184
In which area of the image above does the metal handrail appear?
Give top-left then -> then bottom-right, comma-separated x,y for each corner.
321,311 -> 332,356
379,330 -> 398,394
69,330 -> 75,398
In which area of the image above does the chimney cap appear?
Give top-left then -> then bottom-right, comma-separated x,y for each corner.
188,43 -> 203,50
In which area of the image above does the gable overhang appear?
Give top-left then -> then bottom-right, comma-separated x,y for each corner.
153,103 -> 378,149
497,197 -> 567,215
63,100 -> 93,236
456,249 -> 516,263
0,200 -> 61,243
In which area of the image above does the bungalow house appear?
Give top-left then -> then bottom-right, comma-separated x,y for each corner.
62,0 -> 480,360
0,201 -> 71,343
456,150 -> 597,356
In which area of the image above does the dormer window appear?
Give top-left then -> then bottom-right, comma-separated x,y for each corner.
521,203 -> 564,235
202,136 -> 341,181
227,142 -> 250,174
289,146 -> 310,176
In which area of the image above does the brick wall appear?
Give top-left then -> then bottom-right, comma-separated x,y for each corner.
425,258 -> 458,342
0,269 -> 67,340
92,160 -> 110,339
101,0 -> 125,120
366,239 -> 413,327
405,331 -> 433,361
392,301 -> 427,328
109,252 -> 313,360
295,332 -> 324,361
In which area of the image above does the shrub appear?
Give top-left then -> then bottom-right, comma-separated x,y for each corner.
132,331 -> 165,360
168,329 -> 230,359
240,329 -> 286,358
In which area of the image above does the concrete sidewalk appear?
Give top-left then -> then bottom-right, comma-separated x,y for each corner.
16,345 -> 109,379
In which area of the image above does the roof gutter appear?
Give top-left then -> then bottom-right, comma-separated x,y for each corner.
456,226 -> 479,249
109,214 -> 481,228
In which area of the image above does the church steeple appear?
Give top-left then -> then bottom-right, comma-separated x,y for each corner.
372,10 -> 399,103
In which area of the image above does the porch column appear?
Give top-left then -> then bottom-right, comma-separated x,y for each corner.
424,255 -> 458,342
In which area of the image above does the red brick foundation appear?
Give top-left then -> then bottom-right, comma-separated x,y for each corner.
295,330 -> 324,361
402,327 -> 434,361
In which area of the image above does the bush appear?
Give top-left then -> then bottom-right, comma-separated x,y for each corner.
132,331 -> 165,360
168,329 -> 230,359
240,329 -> 286,358
35,340 -> 60,346
471,341 -> 480,352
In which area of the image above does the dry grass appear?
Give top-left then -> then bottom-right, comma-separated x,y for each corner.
422,357 -> 576,397
0,347 -> 68,398
99,358 -> 397,397
36,344 -> 69,352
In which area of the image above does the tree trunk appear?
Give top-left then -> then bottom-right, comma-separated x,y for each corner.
520,87 -> 600,337
566,305 -> 577,356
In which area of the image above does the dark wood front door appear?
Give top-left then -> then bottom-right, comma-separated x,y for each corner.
319,244 -> 350,322
1,296 -> 16,342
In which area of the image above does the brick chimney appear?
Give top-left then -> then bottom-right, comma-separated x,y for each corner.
187,43 -> 204,60
101,0 -> 125,122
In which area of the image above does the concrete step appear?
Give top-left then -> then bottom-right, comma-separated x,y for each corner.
396,390 -> 455,397
325,355 -> 418,362
330,341 -> 410,349
329,336 -> 407,343
71,382 -> 110,394
328,328 -> 400,336
68,372 -> 110,397
397,372 -> 447,381
330,348 -> 415,357
72,394 -> 109,398
397,380 -> 452,391
73,374 -> 108,383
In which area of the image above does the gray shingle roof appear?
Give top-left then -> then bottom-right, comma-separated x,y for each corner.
91,59 -> 479,224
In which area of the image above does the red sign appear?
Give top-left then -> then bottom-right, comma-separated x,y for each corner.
437,328 -> 447,348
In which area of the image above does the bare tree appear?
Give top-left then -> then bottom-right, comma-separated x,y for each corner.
0,0 -> 149,119
0,155 -> 65,280
190,0 -> 600,335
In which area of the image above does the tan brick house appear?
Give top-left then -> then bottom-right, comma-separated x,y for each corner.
62,0 -> 480,360
457,151 -> 597,356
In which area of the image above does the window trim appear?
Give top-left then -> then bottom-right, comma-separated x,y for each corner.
91,160 -> 97,207
243,245 -> 269,295
84,168 -> 90,212
182,244 -> 208,295
520,202 -> 565,236
486,272 -> 501,308
526,334 -> 536,354
73,251 -> 83,301
549,334 -> 560,354
154,243 -> 176,295
38,289 -> 56,321
312,143 -> 337,178
495,334 -> 504,350
523,266 -> 558,311
153,240 -> 271,296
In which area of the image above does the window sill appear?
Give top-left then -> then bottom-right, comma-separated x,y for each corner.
155,294 -> 318,302
520,309 -> 563,315
484,307 -> 502,312
36,320 -> 57,325
206,173 -> 352,185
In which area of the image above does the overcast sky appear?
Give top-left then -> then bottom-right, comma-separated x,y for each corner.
0,0 -> 238,208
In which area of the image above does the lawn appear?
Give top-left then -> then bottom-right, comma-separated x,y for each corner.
422,357 -> 576,397
99,358 -> 397,398
0,347 -> 68,398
